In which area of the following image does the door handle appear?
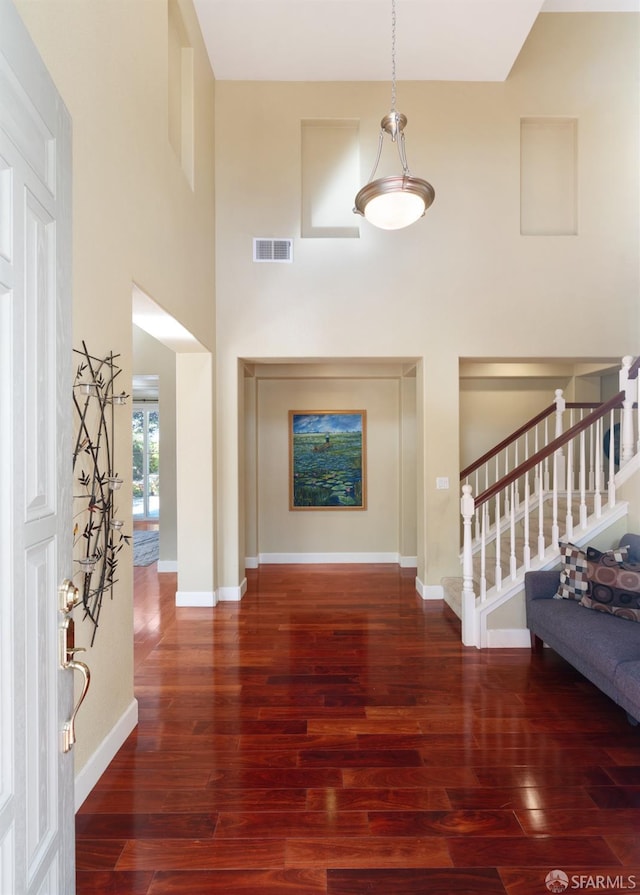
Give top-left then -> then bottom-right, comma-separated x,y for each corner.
58,579 -> 91,753
62,651 -> 90,753
59,578 -> 80,613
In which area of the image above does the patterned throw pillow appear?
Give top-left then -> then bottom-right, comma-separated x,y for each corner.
554,542 -> 589,600
579,546 -> 640,623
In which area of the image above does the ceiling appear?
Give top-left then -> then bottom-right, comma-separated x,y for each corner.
192,0 -> 638,83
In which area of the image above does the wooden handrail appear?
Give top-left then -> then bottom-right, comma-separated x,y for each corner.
566,402 -> 601,410
460,402 -> 602,481
460,403 -> 556,480
629,356 -> 640,380
473,391 -> 625,510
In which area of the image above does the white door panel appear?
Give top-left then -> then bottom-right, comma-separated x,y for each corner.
0,0 -> 75,892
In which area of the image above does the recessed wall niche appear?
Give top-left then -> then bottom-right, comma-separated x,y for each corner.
301,119 -> 360,238
520,117 -> 578,236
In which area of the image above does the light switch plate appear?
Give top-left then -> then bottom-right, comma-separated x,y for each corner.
436,477 -> 449,490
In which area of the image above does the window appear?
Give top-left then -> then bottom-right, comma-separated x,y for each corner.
132,404 -> 159,519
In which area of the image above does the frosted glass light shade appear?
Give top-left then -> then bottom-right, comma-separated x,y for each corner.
354,174 -> 435,231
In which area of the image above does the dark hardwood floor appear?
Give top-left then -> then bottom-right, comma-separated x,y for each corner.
76,563 -> 640,894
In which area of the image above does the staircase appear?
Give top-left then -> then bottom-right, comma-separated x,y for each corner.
453,355 -> 639,648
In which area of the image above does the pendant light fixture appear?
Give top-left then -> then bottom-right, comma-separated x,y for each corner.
353,0 -> 435,230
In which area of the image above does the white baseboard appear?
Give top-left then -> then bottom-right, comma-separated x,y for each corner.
175,590 -> 217,607
485,628 -> 532,648
75,698 -> 138,811
415,577 -> 444,600
157,560 -> 177,573
218,577 -> 247,602
258,552 -> 400,564
248,555 -> 416,574
400,555 -> 417,568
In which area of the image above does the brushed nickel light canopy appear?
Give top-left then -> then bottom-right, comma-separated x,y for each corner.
353,1 -> 435,231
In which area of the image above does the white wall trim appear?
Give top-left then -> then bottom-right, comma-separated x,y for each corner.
249,554 -> 417,570
218,577 -> 247,602
75,698 -> 138,811
616,452 -> 640,486
415,577 -> 444,600
175,590 -> 217,607
157,560 -> 178,573
400,555 -> 417,569
485,628 -> 532,648
258,552 -> 401,564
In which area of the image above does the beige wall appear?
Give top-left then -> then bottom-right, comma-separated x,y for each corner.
215,13 -> 639,590
459,361 -> 621,473
252,372 -> 417,562
460,377 -> 568,471
16,0 -> 216,779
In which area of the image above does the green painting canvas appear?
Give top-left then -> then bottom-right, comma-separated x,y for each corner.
289,410 -> 366,510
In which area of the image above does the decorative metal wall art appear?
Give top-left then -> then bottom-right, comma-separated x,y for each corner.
73,342 -> 130,644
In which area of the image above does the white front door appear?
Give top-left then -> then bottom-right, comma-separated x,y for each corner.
0,1 -> 75,893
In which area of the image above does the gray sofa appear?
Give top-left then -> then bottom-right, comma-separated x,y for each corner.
525,533 -> 640,725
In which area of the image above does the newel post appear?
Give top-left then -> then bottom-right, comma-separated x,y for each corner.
461,484 -> 477,647
554,389 -> 566,489
619,355 -> 637,466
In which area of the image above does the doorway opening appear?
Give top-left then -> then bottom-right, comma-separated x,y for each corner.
132,284 -> 214,595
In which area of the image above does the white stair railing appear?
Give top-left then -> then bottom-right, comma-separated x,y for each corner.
460,398 -> 560,514
459,355 -> 639,648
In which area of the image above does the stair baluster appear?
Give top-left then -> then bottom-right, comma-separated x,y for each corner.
480,506 -> 487,601
543,418 -> 550,491
579,430 -> 587,529
554,389 -> 566,489
565,437 -> 574,541
494,490 -> 502,592
537,460 -> 546,559
473,468 -> 480,542
551,450 -> 559,550
608,407 -> 616,508
594,418 -> 602,518
523,470 -> 531,570
509,482 -> 517,580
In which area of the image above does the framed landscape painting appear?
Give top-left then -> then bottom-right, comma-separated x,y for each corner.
289,410 -> 367,510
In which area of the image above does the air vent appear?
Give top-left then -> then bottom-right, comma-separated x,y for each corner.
253,238 -> 293,263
